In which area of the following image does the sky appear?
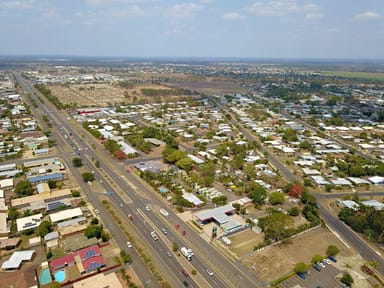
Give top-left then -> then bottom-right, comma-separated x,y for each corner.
0,0 -> 383,59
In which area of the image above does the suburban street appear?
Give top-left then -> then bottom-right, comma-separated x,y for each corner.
16,74 -> 265,288
208,94 -> 384,278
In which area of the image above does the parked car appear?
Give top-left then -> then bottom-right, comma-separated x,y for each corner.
328,255 -> 337,263
126,241 -> 132,248
323,258 -> 332,265
313,264 -> 322,272
317,262 -> 326,268
296,272 -> 306,279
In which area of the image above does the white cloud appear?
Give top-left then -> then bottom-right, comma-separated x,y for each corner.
104,5 -> 146,18
353,11 -> 381,20
247,0 -> 320,16
222,12 -> 246,20
305,13 -> 324,20
0,0 -> 35,10
164,3 -> 202,20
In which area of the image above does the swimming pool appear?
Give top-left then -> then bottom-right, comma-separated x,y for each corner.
39,268 -> 52,285
54,270 -> 66,283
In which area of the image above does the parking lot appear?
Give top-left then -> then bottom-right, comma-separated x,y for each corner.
280,263 -> 344,288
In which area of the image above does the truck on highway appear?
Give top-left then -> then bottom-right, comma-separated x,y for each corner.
180,247 -> 193,261
160,208 -> 169,217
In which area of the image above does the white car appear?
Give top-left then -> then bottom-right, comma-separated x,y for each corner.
206,269 -> 214,276
145,205 -> 151,212
126,241 -> 132,248
317,262 -> 326,268
324,258 -> 332,265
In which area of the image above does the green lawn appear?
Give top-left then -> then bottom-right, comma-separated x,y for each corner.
51,247 -> 65,259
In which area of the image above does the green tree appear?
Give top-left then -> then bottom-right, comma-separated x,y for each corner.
212,195 -> 227,206
84,225 -> 102,239
8,207 -> 19,220
269,192 -> 285,205
172,242 -> 178,252
14,180 -> 34,196
258,212 -> 294,241
288,207 -> 300,216
166,150 -> 186,164
248,184 -> 267,206
39,220 -> 52,237
341,272 -> 354,287
176,157 -> 194,172
71,190 -> 81,197
326,245 -> 340,256
294,262 -> 309,273
311,254 -> 324,264
90,218 -> 99,225
82,172 -> 95,182
72,157 -> 83,167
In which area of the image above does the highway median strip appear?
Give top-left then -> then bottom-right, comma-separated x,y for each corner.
102,199 -> 171,287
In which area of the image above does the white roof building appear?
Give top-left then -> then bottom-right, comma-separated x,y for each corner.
50,207 -> 82,223
16,214 -> 43,232
0,179 -> 13,188
1,250 -> 35,270
331,178 -> 353,186
368,176 -> 384,185
187,154 -> 205,164
361,200 -> 384,211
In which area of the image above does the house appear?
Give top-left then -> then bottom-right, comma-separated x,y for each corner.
49,207 -> 83,223
49,245 -> 105,274
134,161 -> 166,174
0,237 -> 20,250
73,272 -> 123,288
16,214 -> 43,233
1,250 -> 35,270
361,200 -> 384,211
44,231 -> 59,248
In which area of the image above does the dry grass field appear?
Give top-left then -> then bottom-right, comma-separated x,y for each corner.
243,226 -> 356,282
49,82 -> 196,107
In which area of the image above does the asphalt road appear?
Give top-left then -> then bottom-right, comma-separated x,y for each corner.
16,74 -> 262,288
16,75 -> 162,287
207,94 -> 384,278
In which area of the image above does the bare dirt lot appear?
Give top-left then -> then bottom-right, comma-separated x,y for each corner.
243,226 -> 356,282
49,83 -> 191,107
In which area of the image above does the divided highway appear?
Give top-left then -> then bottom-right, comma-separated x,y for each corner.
16,74 -> 265,288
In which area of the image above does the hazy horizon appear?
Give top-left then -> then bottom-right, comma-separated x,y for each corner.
0,0 -> 383,59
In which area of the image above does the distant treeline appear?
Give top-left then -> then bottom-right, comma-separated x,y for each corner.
140,87 -> 193,97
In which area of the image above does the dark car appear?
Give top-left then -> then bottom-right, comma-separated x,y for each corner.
182,281 -> 189,287
182,269 -> 189,277
313,264 -> 322,272
328,255 -> 337,263
297,272 -> 306,280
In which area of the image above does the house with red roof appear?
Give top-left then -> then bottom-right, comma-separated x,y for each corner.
49,245 -> 105,274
